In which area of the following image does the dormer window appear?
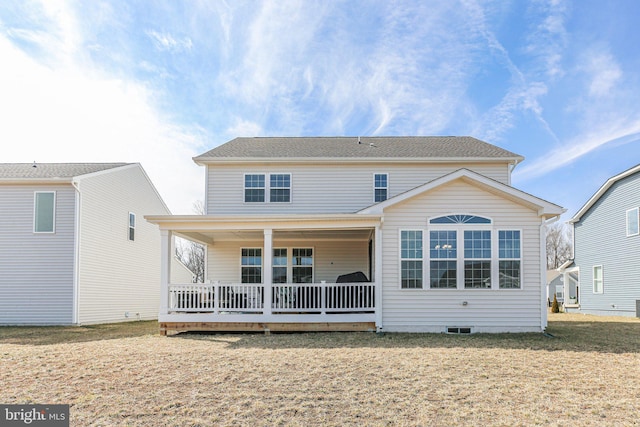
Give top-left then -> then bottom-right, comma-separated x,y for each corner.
374,173 -> 388,202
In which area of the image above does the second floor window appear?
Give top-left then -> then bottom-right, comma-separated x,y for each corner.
270,174 -> 291,202
374,173 -> 388,202
244,173 -> 291,203
34,191 -> 55,233
244,174 -> 265,202
627,207 -> 639,237
128,212 -> 136,241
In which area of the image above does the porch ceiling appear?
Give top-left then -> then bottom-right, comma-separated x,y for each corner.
177,228 -> 373,244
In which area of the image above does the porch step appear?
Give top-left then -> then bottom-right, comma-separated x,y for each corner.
159,321 -> 376,335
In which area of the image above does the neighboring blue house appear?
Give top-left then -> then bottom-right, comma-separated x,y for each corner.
567,163 -> 640,317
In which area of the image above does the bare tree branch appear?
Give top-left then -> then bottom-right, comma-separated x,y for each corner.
546,223 -> 572,269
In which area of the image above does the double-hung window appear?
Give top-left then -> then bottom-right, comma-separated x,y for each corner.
593,265 -> 603,294
241,248 -> 262,283
272,248 -> 288,284
128,212 -> 136,241
429,230 -> 457,288
270,174 -> 291,202
244,173 -> 291,203
400,230 -> 423,289
464,230 -> 492,288
34,191 -> 55,233
374,173 -> 388,202
498,230 -> 521,289
627,207 -> 639,237
244,174 -> 265,202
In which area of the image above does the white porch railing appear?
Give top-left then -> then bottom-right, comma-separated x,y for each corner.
168,282 -> 375,315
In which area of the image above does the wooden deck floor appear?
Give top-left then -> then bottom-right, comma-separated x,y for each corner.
159,321 -> 376,335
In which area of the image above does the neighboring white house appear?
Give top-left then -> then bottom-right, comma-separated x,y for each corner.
0,163 -> 171,325
565,163 -> 640,317
146,137 -> 565,334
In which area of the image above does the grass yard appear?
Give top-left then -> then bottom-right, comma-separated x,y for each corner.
1,313 -> 639,426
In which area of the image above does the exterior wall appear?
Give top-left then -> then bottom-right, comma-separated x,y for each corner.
573,171 -> 640,317
0,184 -> 76,324
76,165 -> 170,324
380,179 -> 545,332
206,162 -> 511,214
207,238 -> 370,283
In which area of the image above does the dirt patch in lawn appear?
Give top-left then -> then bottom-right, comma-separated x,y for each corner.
1,313 -> 639,426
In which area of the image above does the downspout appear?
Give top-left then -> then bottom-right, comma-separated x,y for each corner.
539,215 -> 560,331
71,181 -> 81,325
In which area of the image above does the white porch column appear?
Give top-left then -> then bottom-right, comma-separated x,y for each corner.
374,225 -> 383,331
263,229 -> 273,315
159,229 -> 172,316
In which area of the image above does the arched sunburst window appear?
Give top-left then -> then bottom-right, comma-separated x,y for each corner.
429,214 -> 491,225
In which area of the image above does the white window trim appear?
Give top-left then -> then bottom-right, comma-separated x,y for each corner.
269,173 -> 292,204
626,207 -> 639,237
243,173 -> 266,204
33,191 -> 56,234
129,212 -> 136,240
128,212 -> 136,241
240,247 -> 263,283
399,229 -> 424,290
593,265 -> 604,294
243,173 -> 292,204
373,173 -> 389,203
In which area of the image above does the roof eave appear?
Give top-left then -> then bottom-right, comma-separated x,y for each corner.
0,178 -> 74,184
193,156 -> 524,166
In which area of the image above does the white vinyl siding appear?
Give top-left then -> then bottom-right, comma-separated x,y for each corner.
34,191 -> 56,233
381,179 -> 544,333
76,165 -> 169,324
208,162 -> 511,214
0,185 -> 75,324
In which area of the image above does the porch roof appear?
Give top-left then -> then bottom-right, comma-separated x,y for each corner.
145,213 -> 382,244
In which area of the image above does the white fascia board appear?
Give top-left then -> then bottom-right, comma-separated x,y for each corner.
193,157 -> 523,166
569,163 -> 640,224
0,178 -> 73,185
359,168 -> 565,218
145,213 -> 382,231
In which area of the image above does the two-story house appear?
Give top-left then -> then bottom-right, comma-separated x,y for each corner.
146,137 -> 564,334
0,163 -> 170,325
565,163 -> 640,317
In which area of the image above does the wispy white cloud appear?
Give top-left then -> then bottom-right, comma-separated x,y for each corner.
525,0 -> 569,79
0,3 -> 204,213
515,123 -> 640,181
463,0 -> 558,143
584,50 -> 622,98
146,30 -> 192,53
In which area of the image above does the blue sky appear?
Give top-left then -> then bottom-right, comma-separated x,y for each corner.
2,1 -> 639,216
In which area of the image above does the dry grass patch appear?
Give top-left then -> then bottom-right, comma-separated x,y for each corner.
1,313 -> 639,426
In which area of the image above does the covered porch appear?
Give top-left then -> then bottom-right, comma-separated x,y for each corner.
146,214 -> 382,334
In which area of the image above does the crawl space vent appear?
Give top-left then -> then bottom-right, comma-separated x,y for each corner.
447,327 -> 472,334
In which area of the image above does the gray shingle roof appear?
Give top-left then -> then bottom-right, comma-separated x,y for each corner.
0,163 -> 131,179
194,136 -> 523,161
